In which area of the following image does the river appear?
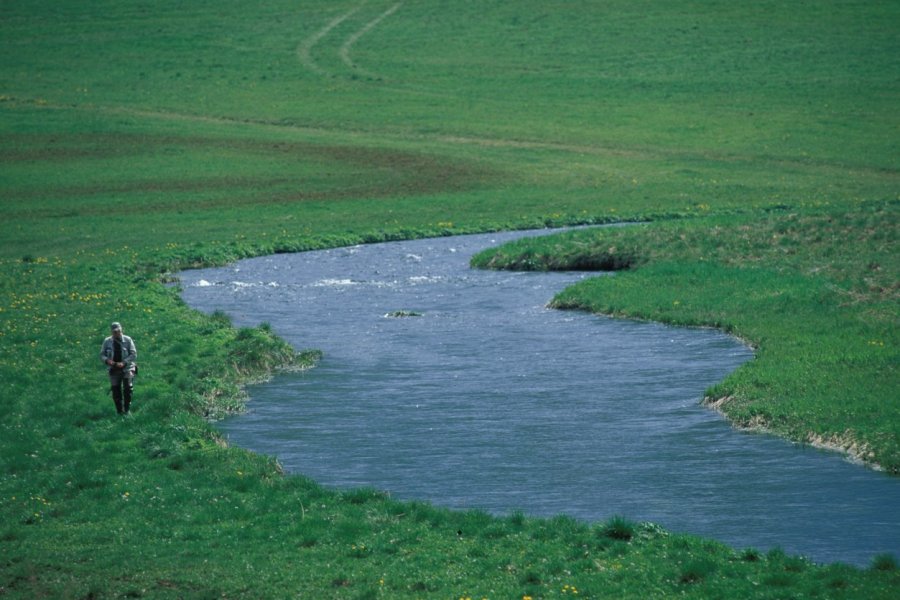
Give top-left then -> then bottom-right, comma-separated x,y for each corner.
180,228 -> 899,566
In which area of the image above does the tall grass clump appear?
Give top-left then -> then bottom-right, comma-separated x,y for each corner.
600,515 -> 637,541
872,554 -> 898,572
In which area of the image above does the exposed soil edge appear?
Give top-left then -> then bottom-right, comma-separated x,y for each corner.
549,296 -> 886,474
702,395 -> 882,472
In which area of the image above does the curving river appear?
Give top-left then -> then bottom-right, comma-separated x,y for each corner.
180,228 -> 899,566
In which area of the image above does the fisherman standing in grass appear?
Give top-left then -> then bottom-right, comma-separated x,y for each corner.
100,322 -> 137,415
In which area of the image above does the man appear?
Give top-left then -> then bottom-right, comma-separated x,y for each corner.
100,322 -> 137,415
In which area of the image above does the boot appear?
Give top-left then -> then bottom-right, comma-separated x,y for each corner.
111,385 -> 124,414
123,381 -> 133,414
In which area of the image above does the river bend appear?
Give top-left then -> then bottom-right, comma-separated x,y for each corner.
180,229 -> 899,565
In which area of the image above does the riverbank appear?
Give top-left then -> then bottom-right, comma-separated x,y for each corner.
703,396 -> 880,471
472,204 -> 899,474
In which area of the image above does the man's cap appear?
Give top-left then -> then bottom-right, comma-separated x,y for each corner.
111,322 -> 122,331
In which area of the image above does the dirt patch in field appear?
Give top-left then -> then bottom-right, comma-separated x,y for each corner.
0,132 -> 152,162
3,132 -> 499,217
7,176 -> 295,201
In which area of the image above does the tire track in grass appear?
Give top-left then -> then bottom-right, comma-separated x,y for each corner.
297,2 -> 368,76
339,3 -> 403,79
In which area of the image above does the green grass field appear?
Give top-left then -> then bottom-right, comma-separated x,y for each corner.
1,1 -> 898,597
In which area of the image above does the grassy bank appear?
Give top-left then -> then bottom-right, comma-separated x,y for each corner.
472,202 -> 899,472
2,0 -> 898,597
